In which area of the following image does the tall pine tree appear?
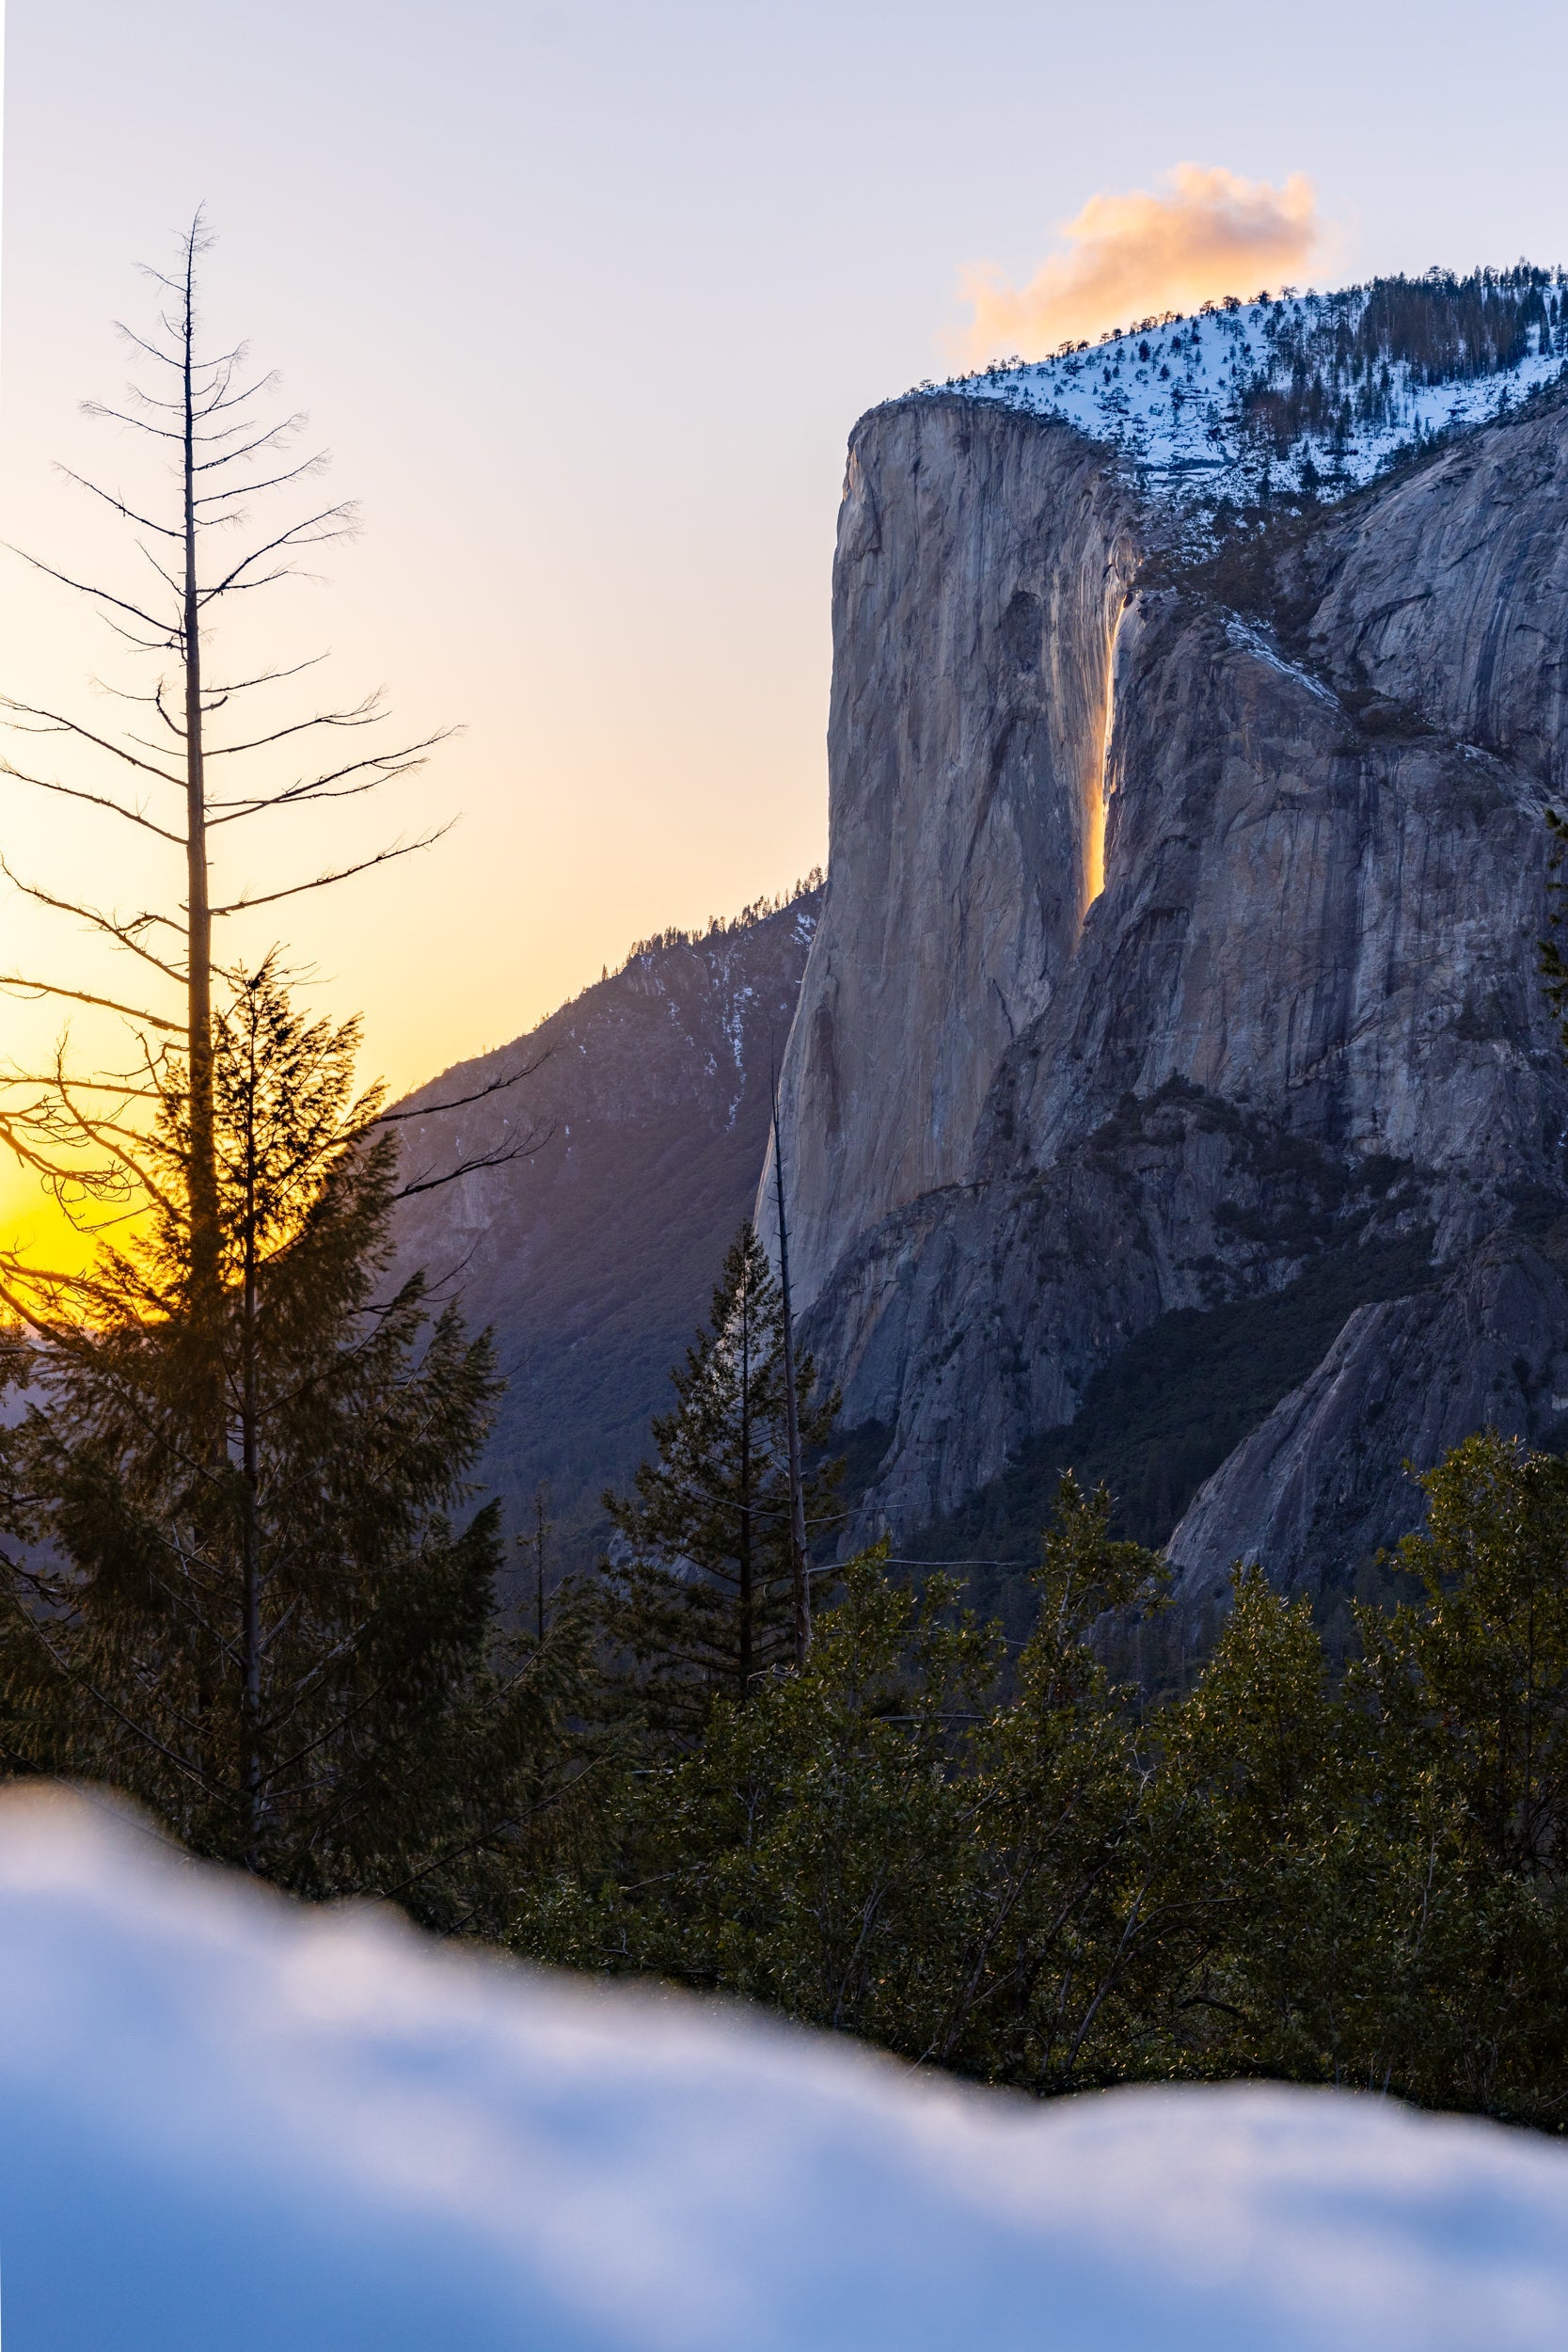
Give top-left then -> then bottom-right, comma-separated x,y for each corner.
0,961 -> 582,1919
602,1223 -> 839,1740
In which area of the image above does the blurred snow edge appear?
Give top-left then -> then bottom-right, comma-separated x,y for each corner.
0,1787 -> 1564,2351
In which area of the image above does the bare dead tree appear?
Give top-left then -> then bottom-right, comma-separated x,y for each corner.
770,1072 -> 811,1664
0,220 -> 562,1876
0,211 -> 538,1315
531,1481 -> 551,1647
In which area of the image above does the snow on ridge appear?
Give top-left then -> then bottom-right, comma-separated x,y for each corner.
918,272 -> 1568,513
4,1788 -> 1568,2350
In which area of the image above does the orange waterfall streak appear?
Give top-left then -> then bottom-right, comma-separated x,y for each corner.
1085,598 -> 1126,913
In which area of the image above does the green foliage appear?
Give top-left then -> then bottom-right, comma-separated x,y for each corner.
1341,1434 -> 1568,2118
522,1481 -> 1186,2090
1373,1433 -> 1568,1876
519,1438 -> 1568,2130
0,964 -> 586,1923
1154,1567 -> 1391,2086
600,1222 -> 841,1741
546,1552 -> 1002,2044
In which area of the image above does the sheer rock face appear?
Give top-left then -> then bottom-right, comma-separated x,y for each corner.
1165,1241 -> 1568,1606
1300,399 -> 1568,790
764,400 -> 1141,1311
768,387 -> 1568,1597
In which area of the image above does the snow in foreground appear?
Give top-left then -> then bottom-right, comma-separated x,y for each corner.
2,1791 -> 1567,2350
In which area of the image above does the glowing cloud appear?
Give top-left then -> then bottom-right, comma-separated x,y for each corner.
954,164 -> 1324,363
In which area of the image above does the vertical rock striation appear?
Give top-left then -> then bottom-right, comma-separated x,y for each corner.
761,400 -> 1140,1310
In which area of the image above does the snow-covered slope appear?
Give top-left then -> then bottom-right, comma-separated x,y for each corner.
4,1788 -> 1568,2351
927,268 -> 1568,511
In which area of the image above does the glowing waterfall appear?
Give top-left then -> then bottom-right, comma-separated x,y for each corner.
1085,596 -> 1126,914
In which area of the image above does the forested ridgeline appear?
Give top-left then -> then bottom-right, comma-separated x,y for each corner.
1236,266 -> 1568,447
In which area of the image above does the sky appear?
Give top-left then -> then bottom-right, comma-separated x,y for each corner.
4,0 -> 1568,1245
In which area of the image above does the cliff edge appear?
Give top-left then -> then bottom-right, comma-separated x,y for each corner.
765,308 -> 1568,1601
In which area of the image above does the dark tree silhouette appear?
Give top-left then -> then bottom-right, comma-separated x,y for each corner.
0,220 -> 562,1895
602,1223 -> 840,1742
0,212 -> 537,1323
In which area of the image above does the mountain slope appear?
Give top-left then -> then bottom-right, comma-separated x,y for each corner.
390,886 -> 821,1573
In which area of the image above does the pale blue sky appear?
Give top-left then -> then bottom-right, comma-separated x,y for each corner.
3,0 -> 1567,1103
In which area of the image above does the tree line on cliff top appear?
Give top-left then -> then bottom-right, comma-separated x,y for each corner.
2,225 -> 1568,2132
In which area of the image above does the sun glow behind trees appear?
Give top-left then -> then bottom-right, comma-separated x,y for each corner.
0,222 -> 450,1276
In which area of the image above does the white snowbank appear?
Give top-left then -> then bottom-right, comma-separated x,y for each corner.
1,1789 -> 1566,2350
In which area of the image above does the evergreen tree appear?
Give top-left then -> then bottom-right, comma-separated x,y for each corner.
0,218 -> 447,1335
1153,1565 -> 1385,2088
518,1438 -> 1568,2124
522,1479 -> 1174,2088
601,1222 -> 839,1740
903,1475 -> 1172,2090
1345,1432 -> 1568,2120
1149,1437 -> 1568,2120
1369,1432 -> 1568,1881
534,1550 -> 1000,2032
0,962 -> 583,1921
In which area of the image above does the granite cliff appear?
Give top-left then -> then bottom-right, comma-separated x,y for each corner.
763,294 -> 1568,1605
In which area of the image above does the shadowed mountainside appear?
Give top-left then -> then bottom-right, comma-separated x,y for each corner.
389,886 -> 822,1577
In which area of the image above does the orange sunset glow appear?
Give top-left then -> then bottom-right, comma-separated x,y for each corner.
955,164 -> 1327,363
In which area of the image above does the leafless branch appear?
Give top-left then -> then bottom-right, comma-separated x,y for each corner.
0,696 -> 185,787
0,973 -> 180,1032
0,1072 -> 162,1100
78,400 -> 185,444
109,322 -> 188,373
201,692 -> 386,759
193,454 -> 328,508
207,732 -> 452,821
93,612 -> 179,657
198,504 -> 357,601
394,1134 -> 546,1200
375,1053 -> 551,1124
0,864 -> 189,982
197,368 -> 283,419
0,761 -> 183,840
53,467 -> 184,541
191,417 -> 307,472
198,654 -> 329,699
3,544 -> 169,633
210,827 -> 450,915
130,537 -> 184,601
